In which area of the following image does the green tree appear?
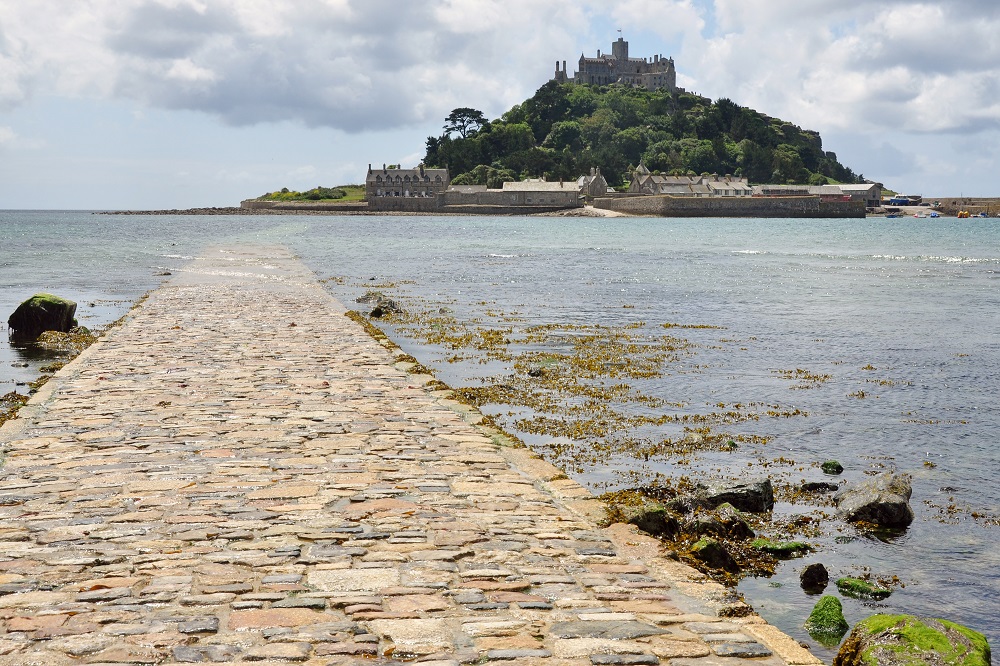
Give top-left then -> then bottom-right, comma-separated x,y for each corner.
444,108 -> 487,139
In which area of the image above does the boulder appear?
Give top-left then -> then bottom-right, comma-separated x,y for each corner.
355,290 -> 402,318
836,577 -> 891,600
690,538 -> 739,573
822,461 -> 845,475
619,501 -> 680,539
834,615 -> 991,666
699,479 -> 774,513
805,595 -> 849,647
801,481 -> 840,493
834,473 -> 914,528
799,563 -> 829,593
7,293 -> 77,341
751,539 -> 812,558
684,503 -> 755,541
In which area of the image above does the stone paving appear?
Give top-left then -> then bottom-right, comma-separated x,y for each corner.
0,247 -> 823,665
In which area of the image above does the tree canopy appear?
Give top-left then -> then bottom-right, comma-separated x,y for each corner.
424,82 -> 863,189
443,108 -> 488,139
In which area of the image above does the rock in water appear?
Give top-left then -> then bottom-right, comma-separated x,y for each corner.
822,460 -> 845,475
619,501 -> 680,539
7,293 -> 77,341
836,577 -> 892,600
834,614 -> 991,666
834,472 -> 914,527
699,479 -> 774,513
800,563 -> 830,593
805,595 -> 849,647
690,537 -> 739,573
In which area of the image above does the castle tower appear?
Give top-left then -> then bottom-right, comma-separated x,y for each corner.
611,37 -> 628,61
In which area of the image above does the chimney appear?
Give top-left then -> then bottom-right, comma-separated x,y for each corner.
383,163 -> 387,173
368,163 -> 372,173
555,60 -> 560,72
563,60 -> 567,73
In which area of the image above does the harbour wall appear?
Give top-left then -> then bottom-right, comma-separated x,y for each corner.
594,195 -> 866,218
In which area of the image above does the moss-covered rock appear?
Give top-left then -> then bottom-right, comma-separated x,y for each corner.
834,614 -> 991,666
837,577 -> 892,600
805,595 -> 849,647
7,293 -> 78,341
752,538 -> 813,558
823,460 -> 845,475
619,501 -> 680,539
690,537 -> 739,573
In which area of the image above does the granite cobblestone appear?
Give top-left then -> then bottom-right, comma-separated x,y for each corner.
0,247 -> 821,665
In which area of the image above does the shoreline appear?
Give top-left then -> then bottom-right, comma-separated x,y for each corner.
95,205 -> 634,217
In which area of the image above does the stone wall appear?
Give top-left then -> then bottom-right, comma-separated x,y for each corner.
367,197 -> 440,213
240,200 -> 370,212
594,195 -> 865,218
443,189 -> 580,208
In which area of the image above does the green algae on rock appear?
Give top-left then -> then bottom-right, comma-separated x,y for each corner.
691,537 -> 740,573
751,538 -> 813,558
7,292 -> 77,341
837,577 -> 892,600
834,615 -> 991,666
822,460 -> 845,475
805,595 -> 849,647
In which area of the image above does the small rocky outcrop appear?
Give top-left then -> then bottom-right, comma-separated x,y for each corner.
801,481 -> 840,493
698,479 -> 774,513
834,473 -> 914,527
690,537 -> 739,573
805,595 -> 850,647
356,291 -> 402,319
823,460 -> 845,475
836,577 -> 891,600
834,615 -> 991,666
7,293 -> 77,341
619,501 -> 680,539
684,503 -> 756,541
751,538 -> 812,558
800,563 -> 830,593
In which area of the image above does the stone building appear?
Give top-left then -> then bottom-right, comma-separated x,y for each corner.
577,167 -> 610,198
553,37 -> 676,91
365,164 -> 449,200
443,179 -> 580,208
629,165 -> 751,197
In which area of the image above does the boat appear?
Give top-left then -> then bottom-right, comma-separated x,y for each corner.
929,212 -> 940,218
957,210 -> 971,219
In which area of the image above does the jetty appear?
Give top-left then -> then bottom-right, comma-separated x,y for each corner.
0,247 -> 820,665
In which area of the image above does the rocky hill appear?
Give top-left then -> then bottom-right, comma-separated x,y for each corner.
423,81 -> 864,189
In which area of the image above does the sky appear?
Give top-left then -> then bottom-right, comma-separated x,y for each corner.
1,0 -> 998,209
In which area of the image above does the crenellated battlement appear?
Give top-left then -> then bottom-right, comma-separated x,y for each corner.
554,37 -> 677,91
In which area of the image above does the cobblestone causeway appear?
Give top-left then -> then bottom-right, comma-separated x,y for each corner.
0,247 -> 823,665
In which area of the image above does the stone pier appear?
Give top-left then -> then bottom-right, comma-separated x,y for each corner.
0,247 -> 821,665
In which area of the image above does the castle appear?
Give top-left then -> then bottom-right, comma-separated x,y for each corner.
553,37 -> 677,91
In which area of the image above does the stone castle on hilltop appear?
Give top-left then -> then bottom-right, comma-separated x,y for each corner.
553,37 -> 677,91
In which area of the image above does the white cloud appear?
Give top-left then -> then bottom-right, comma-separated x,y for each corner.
680,0 -> 1000,137
0,125 -> 14,145
0,0 -> 597,132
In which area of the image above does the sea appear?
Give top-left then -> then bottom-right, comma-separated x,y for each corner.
1,210 -> 997,660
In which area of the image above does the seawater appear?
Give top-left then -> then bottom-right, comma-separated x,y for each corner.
1,210 -> 997,659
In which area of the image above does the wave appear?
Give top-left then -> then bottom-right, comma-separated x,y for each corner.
870,254 -> 1000,264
